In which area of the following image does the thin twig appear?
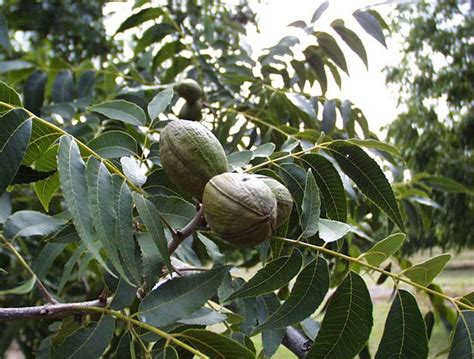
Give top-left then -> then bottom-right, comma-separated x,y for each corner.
168,205 -> 205,255
1,236 -> 58,304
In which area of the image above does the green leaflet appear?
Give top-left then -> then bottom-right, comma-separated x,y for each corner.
53,316 -> 115,359
448,311 -> 474,359
257,293 -> 285,358
255,256 -> 329,331
176,329 -> 255,359
0,109 -> 32,195
331,20 -> 368,68
112,175 -> 142,286
3,210 -> 66,239
86,157 -> 132,284
307,272 -> 373,359
301,169 -> 321,238
148,86 -> 173,120
401,254 -> 451,287
90,100 -> 146,126
327,140 -> 405,231
138,266 -> 230,328
375,290 -> 428,359
301,153 -> 347,222
88,130 -> 138,159
57,135 -> 111,273
361,233 -> 406,267
226,249 -> 303,301
133,192 -> 172,273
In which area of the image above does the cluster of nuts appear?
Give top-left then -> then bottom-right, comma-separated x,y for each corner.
175,79 -> 203,121
160,81 -> 293,248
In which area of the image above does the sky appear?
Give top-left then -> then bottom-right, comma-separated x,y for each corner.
106,0 -> 405,133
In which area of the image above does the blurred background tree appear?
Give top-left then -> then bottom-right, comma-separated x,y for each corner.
1,0 -> 117,62
384,0 -> 474,252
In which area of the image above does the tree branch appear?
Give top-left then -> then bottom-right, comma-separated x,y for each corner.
168,205 -> 205,255
0,298 -> 110,321
283,326 -> 312,358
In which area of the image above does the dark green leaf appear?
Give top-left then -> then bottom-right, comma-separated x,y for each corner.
177,329 -> 254,359
113,176 -> 142,285
0,192 -> 11,224
279,163 -> 307,214
227,249 -> 303,301
304,47 -> 327,93
88,131 -> 138,159
86,157 -> 131,282
256,256 -> 329,331
347,138 -> 401,158
178,307 -> 227,326
115,7 -> 164,34
307,272 -> 373,359
52,70 -> 74,103
361,233 -> 406,267
135,23 -> 176,55
154,347 -> 178,359
375,290 -> 428,358
23,71 -> 47,115
0,109 -> 32,195
0,12 -> 12,54
257,293 -> 285,358
353,10 -> 387,47
90,100 -> 146,126
301,169 -> 321,238
315,32 -> 348,74
133,192 -> 172,273
33,242 -> 67,280
57,136 -> 110,272
327,140 -> 405,231
286,92 -> 317,119
322,99 -> 336,134
11,165 -> 55,184
77,71 -> 95,98
300,154 -> 347,222
331,20 -> 368,68
4,210 -> 66,239
448,311 -> 474,359
151,194 -> 196,230
54,316 -> 115,359
137,233 -> 162,291
148,87 -> 174,120
402,254 -> 451,286
139,266 -> 230,327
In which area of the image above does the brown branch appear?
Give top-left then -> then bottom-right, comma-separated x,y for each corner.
282,326 -> 312,358
0,298 -> 110,321
168,205 -> 205,255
